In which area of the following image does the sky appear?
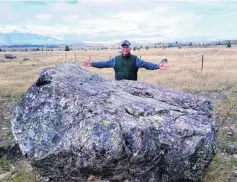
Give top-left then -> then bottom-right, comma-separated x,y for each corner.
0,0 -> 237,43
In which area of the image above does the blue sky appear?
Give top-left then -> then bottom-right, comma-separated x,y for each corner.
0,0 -> 237,43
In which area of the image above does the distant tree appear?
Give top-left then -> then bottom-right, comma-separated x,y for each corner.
155,45 -> 157,48
141,45 -> 142,49
226,40 -> 231,48
65,45 -> 70,51
146,46 -> 149,50
0,48 -> 2,52
133,47 -> 136,51
189,42 -> 192,46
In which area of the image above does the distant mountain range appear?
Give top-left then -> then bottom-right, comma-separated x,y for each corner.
0,32 -> 236,47
0,32 -> 85,45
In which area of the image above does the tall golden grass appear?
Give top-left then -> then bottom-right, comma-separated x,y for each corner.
1,46 -> 237,96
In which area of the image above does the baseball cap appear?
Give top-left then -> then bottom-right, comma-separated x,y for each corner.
121,40 -> 130,46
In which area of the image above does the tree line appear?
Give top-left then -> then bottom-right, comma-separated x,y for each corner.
0,41 -> 233,52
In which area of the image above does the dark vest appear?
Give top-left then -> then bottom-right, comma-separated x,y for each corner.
114,54 -> 138,81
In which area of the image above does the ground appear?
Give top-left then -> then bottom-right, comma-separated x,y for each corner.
0,46 -> 237,181
0,96 -> 36,182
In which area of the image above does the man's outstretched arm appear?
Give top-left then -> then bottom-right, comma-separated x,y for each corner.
91,58 -> 115,68
136,57 -> 159,70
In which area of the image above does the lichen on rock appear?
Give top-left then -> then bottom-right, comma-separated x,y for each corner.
11,62 -> 216,182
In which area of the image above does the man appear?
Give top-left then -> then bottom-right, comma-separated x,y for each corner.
83,40 -> 168,81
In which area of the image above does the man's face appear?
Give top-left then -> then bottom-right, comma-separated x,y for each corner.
121,45 -> 131,55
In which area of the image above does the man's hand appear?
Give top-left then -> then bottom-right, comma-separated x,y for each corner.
159,62 -> 169,70
159,58 -> 169,70
83,60 -> 92,68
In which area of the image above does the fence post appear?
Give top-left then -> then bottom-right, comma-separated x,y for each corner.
201,54 -> 204,71
65,53 -> 67,60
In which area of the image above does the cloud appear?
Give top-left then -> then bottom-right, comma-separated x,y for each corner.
22,0 -> 78,4
62,14 -> 79,22
0,4 -> 26,22
0,1 -> 237,43
23,1 -> 47,5
36,14 -> 53,20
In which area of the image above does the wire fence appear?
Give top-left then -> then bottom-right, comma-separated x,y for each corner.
1,50 -> 206,71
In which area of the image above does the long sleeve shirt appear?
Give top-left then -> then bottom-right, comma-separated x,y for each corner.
91,56 -> 159,70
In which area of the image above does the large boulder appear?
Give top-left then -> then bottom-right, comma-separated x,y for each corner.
11,62 -> 216,182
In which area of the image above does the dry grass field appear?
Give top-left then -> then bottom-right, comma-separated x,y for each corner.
0,46 -> 237,96
0,46 -> 237,182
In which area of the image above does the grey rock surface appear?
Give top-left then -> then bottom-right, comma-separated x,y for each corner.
11,62 -> 216,182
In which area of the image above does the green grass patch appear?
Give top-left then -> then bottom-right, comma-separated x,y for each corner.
12,171 -> 36,182
202,91 -> 237,182
202,153 -> 234,182
230,158 -> 237,167
0,157 -> 11,172
5,92 -> 24,100
12,160 -> 36,182
0,157 -> 36,181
